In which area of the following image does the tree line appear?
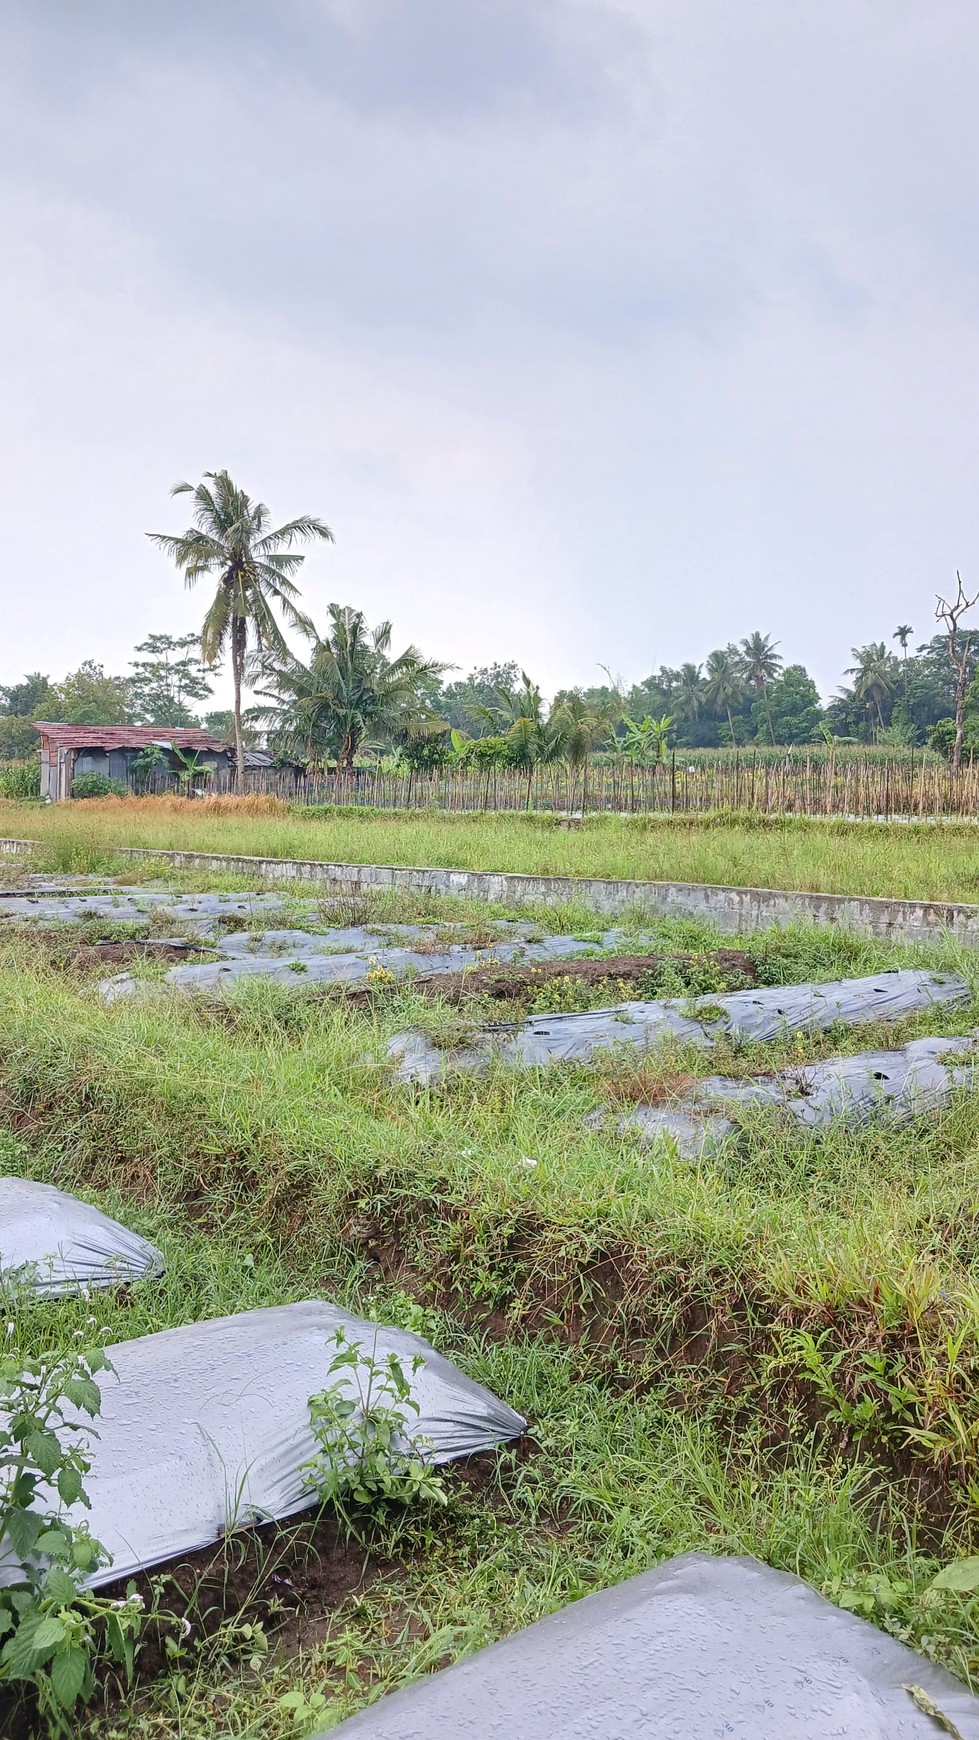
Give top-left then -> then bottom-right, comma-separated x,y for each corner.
3,470 -> 979,785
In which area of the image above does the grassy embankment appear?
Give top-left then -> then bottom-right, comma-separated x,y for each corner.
4,796 -> 979,902
3,880 -> 979,1734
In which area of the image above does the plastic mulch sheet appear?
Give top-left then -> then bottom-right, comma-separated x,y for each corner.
320,1552 -> 979,1739
586,1104 -> 738,1159
100,926 -> 634,1000
0,1302 -> 526,1588
389,969 -> 970,1085
598,1031 -> 979,1153
0,889 -> 295,925
0,1179 -> 163,1296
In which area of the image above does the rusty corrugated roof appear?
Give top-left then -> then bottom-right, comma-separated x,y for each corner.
33,723 -> 229,752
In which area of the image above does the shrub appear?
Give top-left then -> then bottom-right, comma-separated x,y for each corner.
459,734 -> 515,769
398,735 -> 451,772
70,774 -> 128,800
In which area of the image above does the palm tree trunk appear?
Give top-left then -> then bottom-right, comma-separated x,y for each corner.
762,686 -> 776,746
726,705 -> 736,746
232,617 -> 245,795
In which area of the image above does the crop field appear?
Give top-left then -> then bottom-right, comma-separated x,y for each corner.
6,796 -> 979,903
4,818 -> 979,1734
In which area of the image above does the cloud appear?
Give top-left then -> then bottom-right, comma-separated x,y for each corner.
0,1 -> 977,700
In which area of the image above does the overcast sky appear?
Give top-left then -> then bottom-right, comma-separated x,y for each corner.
2,1 -> 978,705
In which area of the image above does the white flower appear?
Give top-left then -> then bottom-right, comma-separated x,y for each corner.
520,1156 -> 538,1169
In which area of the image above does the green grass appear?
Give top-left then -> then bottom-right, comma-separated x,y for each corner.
6,797 -> 979,903
3,890 -> 979,1734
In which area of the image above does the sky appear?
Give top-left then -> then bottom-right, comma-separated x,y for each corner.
1,0 -> 978,707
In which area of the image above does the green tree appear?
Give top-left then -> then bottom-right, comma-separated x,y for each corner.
0,673 -> 56,760
52,662 -> 131,726
258,604 -> 445,768
128,633 -> 213,727
764,665 -> 824,744
147,471 -> 333,789
702,648 -> 745,745
0,673 -> 56,718
737,632 -> 783,745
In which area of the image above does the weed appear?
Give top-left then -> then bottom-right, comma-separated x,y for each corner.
0,1337 -> 142,1735
302,1331 -> 447,1534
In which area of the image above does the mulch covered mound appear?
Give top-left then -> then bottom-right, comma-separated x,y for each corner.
346,948 -> 758,1007
69,940 -> 212,972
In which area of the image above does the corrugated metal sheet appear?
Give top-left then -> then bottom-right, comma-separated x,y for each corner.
32,723 -> 229,751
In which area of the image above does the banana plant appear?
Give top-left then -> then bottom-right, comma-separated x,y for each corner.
172,748 -> 213,794
612,714 -> 674,766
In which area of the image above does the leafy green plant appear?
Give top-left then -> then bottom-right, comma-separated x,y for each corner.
70,773 -> 128,800
172,748 -> 213,792
302,1330 -> 447,1530
0,1340 -> 142,1734
528,972 -> 632,1014
131,744 -> 170,789
637,953 -> 750,999
0,762 -> 40,800
610,714 -> 674,765
278,1685 -> 329,1729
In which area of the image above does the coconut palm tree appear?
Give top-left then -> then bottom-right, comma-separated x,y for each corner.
257,604 -> 445,768
548,691 -> 602,768
703,648 -> 745,745
147,471 -> 333,788
473,673 -> 569,803
844,642 -> 898,739
893,623 -> 914,709
673,663 -> 705,733
737,632 -> 782,745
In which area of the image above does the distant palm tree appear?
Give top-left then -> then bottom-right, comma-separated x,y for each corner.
257,604 -> 444,768
147,471 -> 332,788
893,623 -> 914,709
673,663 -> 705,729
845,642 -> 898,739
737,632 -> 782,745
703,648 -> 745,744
549,691 -> 602,770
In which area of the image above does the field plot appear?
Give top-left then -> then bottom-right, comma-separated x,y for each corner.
4,840 -> 979,1733
10,795 -> 979,901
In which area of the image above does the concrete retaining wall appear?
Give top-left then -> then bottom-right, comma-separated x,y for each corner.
3,837 -> 976,942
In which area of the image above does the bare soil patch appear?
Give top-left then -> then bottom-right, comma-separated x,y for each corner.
70,939 -> 212,971
347,947 -> 758,1008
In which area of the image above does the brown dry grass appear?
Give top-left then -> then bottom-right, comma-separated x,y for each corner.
84,794 -> 294,818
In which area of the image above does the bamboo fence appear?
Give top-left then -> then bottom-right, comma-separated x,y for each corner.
140,750 -> 979,819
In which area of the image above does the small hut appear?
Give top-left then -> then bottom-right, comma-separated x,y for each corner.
33,724 -> 233,801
